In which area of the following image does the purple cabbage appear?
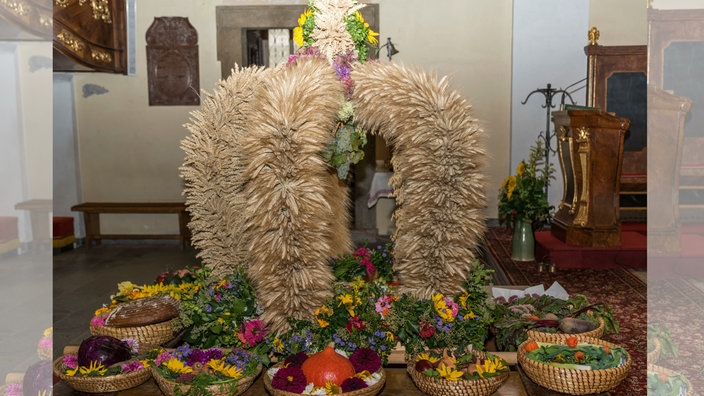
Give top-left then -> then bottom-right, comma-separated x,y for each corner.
22,360 -> 52,396
77,335 -> 132,367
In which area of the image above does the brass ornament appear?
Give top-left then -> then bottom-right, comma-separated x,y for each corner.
91,49 -> 112,63
588,26 -> 600,46
79,0 -> 112,24
56,29 -> 85,54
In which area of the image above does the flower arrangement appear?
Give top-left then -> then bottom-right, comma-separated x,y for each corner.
384,260 -> 494,357
331,243 -> 395,283
54,335 -> 149,392
266,346 -> 384,395
411,349 -> 509,381
147,344 -> 261,396
174,268 -> 271,364
289,0 -> 380,181
647,322 -> 678,360
490,293 -> 618,352
271,278 -> 397,365
497,138 -> 554,227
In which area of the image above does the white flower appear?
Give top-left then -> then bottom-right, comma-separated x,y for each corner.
266,367 -> 280,378
364,372 -> 382,386
335,348 -> 349,358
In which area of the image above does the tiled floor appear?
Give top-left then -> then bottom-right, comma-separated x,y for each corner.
52,229 -> 389,360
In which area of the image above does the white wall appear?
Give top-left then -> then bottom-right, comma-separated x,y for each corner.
53,74 -> 84,237
511,0 -> 590,209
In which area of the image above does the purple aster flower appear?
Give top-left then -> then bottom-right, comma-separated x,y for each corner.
187,348 -> 222,366
155,351 -> 174,367
4,383 -> 22,396
283,351 -> 308,368
271,366 -> 307,393
349,347 -> 381,373
341,377 -> 368,392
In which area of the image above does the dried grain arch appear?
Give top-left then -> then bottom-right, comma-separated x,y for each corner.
181,58 -> 486,332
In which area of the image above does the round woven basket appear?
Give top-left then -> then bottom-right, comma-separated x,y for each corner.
526,317 -> 605,343
406,352 -> 510,396
90,318 -> 177,353
648,363 -> 694,396
517,336 -> 631,395
647,337 -> 661,364
262,362 -> 386,396
151,364 -> 261,396
53,356 -> 151,393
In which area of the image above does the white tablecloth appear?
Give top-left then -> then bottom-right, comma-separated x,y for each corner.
367,172 -> 394,208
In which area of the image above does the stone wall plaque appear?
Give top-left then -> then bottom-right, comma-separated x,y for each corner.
146,17 -> 199,106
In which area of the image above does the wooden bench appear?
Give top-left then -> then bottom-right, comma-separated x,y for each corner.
70,202 -> 191,250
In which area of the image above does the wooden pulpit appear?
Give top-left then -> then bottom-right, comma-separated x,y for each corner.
550,109 -> 630,247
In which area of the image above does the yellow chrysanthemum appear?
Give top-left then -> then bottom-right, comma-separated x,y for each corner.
386,331 -> 395,342
432,293 -> 455,322
315,305 -> 334,328
351,278 -> 365,293
165,358 -> 193,374
273,338 -> 285,353
464,311 -> 477,320
293,26 -> 304,47
325,381 -> 341,394
516,161 -> 526,176
506,176 -> 517,199
475,357 -> 507,378
65,367 -> 79,377
79,361 -> 107,376
458,292 -> 470,310
337,293 -> 356,316
94,307 -> 111,317
367,28 -> 379,45
208,359 -> 243,379
416,352 -> 439,364
354,370 -> 372,379
437,363 -> 463,381
117,281 -> 138,296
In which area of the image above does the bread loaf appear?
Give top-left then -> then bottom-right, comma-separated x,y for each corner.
105,295 -> 180,327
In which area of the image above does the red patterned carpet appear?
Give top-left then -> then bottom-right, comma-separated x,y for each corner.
483,227 -> 647,395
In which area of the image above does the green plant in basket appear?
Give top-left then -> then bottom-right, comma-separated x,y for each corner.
647,322 -> 679,359
647,368 -> 691,396
270,278 -> 398,365
146,344 -> 260,396
174,268 -> 271,364
385,260 -> 494,357
490,293 -> 618,351
523,339 -> 628,370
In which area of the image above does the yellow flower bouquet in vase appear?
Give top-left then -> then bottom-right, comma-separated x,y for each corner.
498,138 -> 554,261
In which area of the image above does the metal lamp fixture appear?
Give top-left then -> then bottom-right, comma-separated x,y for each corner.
379,37 -> 399,61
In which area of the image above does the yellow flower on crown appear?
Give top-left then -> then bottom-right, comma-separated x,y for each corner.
516,161 -> 526,176
273,338 -> 285,353
315,305 -> 334,328
293,27 -> 304,47
367,28 -> 379,45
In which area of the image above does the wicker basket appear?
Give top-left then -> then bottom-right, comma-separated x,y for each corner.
647,337 -> 661,364
263,362 -> 386,396
648,364 -> 694,396
151,364 -> 261,396
517,336 -> 631,395
406,352 -> 510,396
526,317 -> 605,343
53,356 -> 151,393
90,318 -> 177,353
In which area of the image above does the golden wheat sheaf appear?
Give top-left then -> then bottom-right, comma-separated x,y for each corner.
242,57 -> 346,333
351,62 -> 487,299
181,66 -> 272,280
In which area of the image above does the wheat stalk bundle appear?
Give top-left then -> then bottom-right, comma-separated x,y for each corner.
181,66 -> 272,280
351,62 -> 487,299
241,57 -> 347,332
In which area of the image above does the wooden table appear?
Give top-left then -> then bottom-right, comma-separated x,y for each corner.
53,368 -> 529,395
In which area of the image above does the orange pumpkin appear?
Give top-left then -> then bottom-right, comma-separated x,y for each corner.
301,346 -> 356,387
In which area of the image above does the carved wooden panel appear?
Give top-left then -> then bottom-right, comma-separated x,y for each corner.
53,0 -> 127,73
146,17 -> 199,106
